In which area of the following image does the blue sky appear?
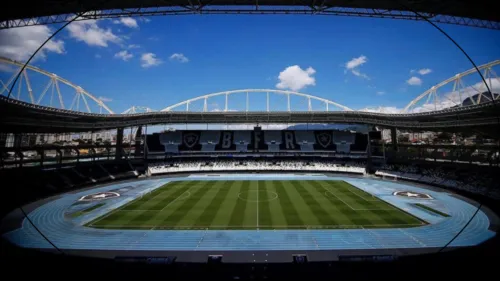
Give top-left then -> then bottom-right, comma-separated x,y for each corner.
1,15 -> 499,113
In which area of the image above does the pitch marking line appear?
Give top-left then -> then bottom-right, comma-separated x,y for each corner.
90,223 -> 423,229
323,190 -> 356,210
342,184 -> 380,202
148,189 -> 193,230
88,196 -> 143,226
148,189 -> 172,201
160,191 -> 192,211
116,210 -> 159,212
323,190 -> 394,211
141,181 -> 176,201
89,182 -> 177,225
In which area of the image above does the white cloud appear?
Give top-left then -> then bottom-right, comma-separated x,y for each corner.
114,50 -> 133,61
346,55 -> 367,69
140,53 -> 162,68
67,20 -> 121,47
276,65 -> 316,91
359,106 -> 401,114
206,102 -> 238,112
352,69 -> 370,79
211,108 -> 237,112
0,25 -> 65,62
113,17 -> 138,28
344,55 -> 369,80
376,91 -> 385,95
407,76 -> 422,86
169,53 -> 189,63
128,44 -> 140,49
418,68 -> 432,75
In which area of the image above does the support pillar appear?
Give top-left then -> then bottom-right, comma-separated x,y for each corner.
38,148 -> 44,167
366,132 -> 373,173
56,149 -> 62,166
134,126 -> 142,157
14,133 -> 22,148
73,148 -> 80,164
115,128 -> 124,160
391,127 -> 398,151
143,125 -> 148,161
15,149 -> 23,168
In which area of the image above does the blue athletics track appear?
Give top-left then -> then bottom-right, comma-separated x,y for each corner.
2,174 -> 497,254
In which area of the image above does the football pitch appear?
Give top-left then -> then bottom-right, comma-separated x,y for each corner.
87,180 -> 426,230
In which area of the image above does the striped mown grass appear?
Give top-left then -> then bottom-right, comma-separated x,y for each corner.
86,180 -> 426,230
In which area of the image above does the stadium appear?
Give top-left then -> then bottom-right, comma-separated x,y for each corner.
1,1 -> 500,279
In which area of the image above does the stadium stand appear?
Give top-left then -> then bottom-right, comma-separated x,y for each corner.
332,131 -> 355,153
148,159 -> 367,175
146,133 -> 165,152
200,131 -> 221,151
351,133 -> 369,153
375,163 -> 500,200
295,131 -> 316,152
263,131 -> 282,152
159,131 -> 182,153
0,160 -> 139,214
101,162 -> 139,180
233,131 -> 251,152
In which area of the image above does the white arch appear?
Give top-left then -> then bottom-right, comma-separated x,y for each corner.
0,56 -> 114,113
402,60 -> 500,113
160,89 -> 353,112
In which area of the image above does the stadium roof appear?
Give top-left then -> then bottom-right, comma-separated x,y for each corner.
1,0 -> 499,29
1,96 -> 499,134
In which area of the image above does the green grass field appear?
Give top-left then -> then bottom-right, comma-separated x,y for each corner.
86,180 -> 426,230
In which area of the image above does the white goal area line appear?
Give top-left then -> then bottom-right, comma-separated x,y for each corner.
322,190 -> 394,211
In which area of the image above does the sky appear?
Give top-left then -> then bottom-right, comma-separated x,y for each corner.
0,14 -> 499,114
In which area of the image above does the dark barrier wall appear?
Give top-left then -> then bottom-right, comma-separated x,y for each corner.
147,130 -> 369,152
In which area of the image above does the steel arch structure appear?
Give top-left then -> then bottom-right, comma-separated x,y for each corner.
121,106 -> 156,114
402,60 -> 500,113
0,57 -> 114,114
1,0 -> 500,30
160,89 -> 353,112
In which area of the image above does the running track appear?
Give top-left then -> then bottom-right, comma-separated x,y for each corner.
2,174 -> 496,251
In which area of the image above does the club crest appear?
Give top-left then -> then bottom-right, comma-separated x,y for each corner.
183,132 -> 199,148
79,192 -> 120,201
393,191 -> 433,199
316,132 -> 332,148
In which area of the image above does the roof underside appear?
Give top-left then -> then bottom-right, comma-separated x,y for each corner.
2,0 -> 498,23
